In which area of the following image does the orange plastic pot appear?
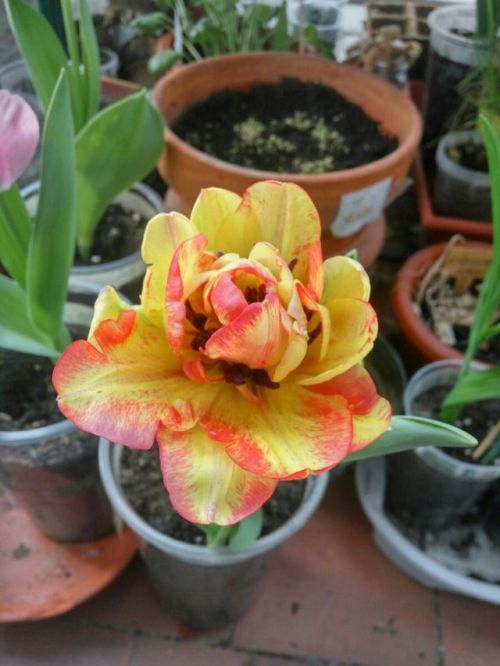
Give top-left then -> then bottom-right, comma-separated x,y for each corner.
153,52 -> 422,266
392,241 -> 491,364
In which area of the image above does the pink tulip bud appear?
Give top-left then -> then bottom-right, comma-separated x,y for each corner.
0,90 -> 40,191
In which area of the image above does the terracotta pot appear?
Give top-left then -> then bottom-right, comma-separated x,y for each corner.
153,52 -> 422,266
391,240 -> 492,364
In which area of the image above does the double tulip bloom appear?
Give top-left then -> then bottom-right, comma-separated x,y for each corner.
54,181 -> 391,525
0,90 -> 39,191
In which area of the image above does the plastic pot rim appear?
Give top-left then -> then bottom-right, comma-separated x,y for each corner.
98,438 -> 329,566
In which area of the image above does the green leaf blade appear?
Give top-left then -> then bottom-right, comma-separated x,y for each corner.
26,70 -> 76,353
79,0 -> 101,123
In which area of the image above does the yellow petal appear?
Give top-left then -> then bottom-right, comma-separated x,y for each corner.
87,286 -> 132,348
322,256 -> 371,304
157,426 -> 277,525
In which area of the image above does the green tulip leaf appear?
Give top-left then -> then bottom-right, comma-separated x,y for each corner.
26,70 -> 75,353
75,90 -> 164,258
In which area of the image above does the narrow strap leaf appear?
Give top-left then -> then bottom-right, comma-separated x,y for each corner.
0,185 -> 32,287
229,509 -> 263,551
79,0 -> 100,123
5,0 -> 67,114
26,70 -> 75,353
0,275 -> 58,357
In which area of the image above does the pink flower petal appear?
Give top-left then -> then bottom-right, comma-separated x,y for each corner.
0,91 -> 39,190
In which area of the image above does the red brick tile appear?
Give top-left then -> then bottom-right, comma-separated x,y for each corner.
234,473 -> 438,666
439,591 -> 500,666
130,638 -> 293,666
0,619 -> 133,666
69,556 -> 231,643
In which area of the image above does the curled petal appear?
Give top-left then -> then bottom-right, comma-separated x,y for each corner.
87,286 -> 133,348
0,91 -> 39,190
141,212 -> 197,321
53,311 -> 187,449
321,256 -> 371,305
293,298 -> 378,385
203,293 -> 288,368
208,273 -> 250,325
248,242 -> 294,305
308,364 -> 391,452
157,426 -> 277,525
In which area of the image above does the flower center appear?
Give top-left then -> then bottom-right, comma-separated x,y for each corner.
221,362 -> 280,389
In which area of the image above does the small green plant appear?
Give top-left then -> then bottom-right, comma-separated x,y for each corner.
440,112 -> 500,462
6,0 -> 164,260
132,0 -> 334,76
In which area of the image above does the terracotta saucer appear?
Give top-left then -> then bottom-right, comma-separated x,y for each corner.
0,490 -> 138,622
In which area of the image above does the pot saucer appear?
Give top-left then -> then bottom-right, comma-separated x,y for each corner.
0,489 -> 138,622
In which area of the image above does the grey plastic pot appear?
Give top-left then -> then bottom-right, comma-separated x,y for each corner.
99,439 -> 329,629
22,181 -> 164,300
422,5 -> 487,144
0,283 -> 114,542
434,130 -> 491,221
385,360 -> 500,530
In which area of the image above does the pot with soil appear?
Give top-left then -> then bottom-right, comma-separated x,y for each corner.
152,52 -> 421,267
0,284 -> 114,543
392,238 -> 497,365
433,129 -> 491,222
99,439 -> 329,629
422,5 -> 488,146
22,181 -> 164,301
385,360 -> 500,531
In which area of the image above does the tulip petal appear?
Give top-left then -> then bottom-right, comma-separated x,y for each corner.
322,256 -> 371,305
190,187 -> 260,255
308,364 -> 391,451
0,91 -> 39,190
203,293 -> 287,368
208,273 -> 248,325
196,383 -> 353,479
53,310 -> 192,449
235,181 -> 323,298
293,298 -> 378,385
141,212 -> 197,319
157,426 -> 277,525
87,286 -> 132,347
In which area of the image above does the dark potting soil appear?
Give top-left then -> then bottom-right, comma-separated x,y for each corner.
412,384 -> 500,464
73,202 -> 148,266
172,78 -> 398,174
120,447 -> 306,545
446,140 -> 488,172
0,348 -> 97,466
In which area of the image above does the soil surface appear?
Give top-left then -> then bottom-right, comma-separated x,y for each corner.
120,447 -> 305,545
447,140 -> 488,172
0,348 -> 97,466
412,384 -> 500,464
172,78 -> 398,174
73,202 -> 148,266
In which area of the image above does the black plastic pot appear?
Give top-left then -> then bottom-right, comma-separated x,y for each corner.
99,439 -> 329,629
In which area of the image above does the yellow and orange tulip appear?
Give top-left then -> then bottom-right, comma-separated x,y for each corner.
53,181 -> 391,525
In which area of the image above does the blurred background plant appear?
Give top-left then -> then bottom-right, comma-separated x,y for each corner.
132,0 -> 334,77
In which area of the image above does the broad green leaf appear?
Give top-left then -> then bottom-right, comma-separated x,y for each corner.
79,0 -> 100,123
344,416 -> 477,463
0,185 -> 32,287
0,276 -> 58,357
75,91 -> 164,257
5,0 -> 68,114
441,368 -> 500,409
131,12 -> 171,33
26,71 -> 75,353
229,509 -> 263,551
147,49 -> 183,74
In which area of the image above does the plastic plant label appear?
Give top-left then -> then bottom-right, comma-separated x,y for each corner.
330,177 -> 392,238
442,245 -> 492,292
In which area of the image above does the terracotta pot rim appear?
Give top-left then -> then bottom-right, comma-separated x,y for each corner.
155,52 -> 422,184
392,240 -> 492,362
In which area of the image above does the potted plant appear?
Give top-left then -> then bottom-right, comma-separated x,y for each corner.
131,0 -> 334,79
416,0 -> 500,240
386,112 -> 500,530
6,0 -> 165,298
52,179 -> 474,627
152,51 -> 421,267
0,78 -> 117,542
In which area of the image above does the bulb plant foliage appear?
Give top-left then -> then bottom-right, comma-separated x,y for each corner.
5,0 -> 164,259
52,181 -> 476,546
